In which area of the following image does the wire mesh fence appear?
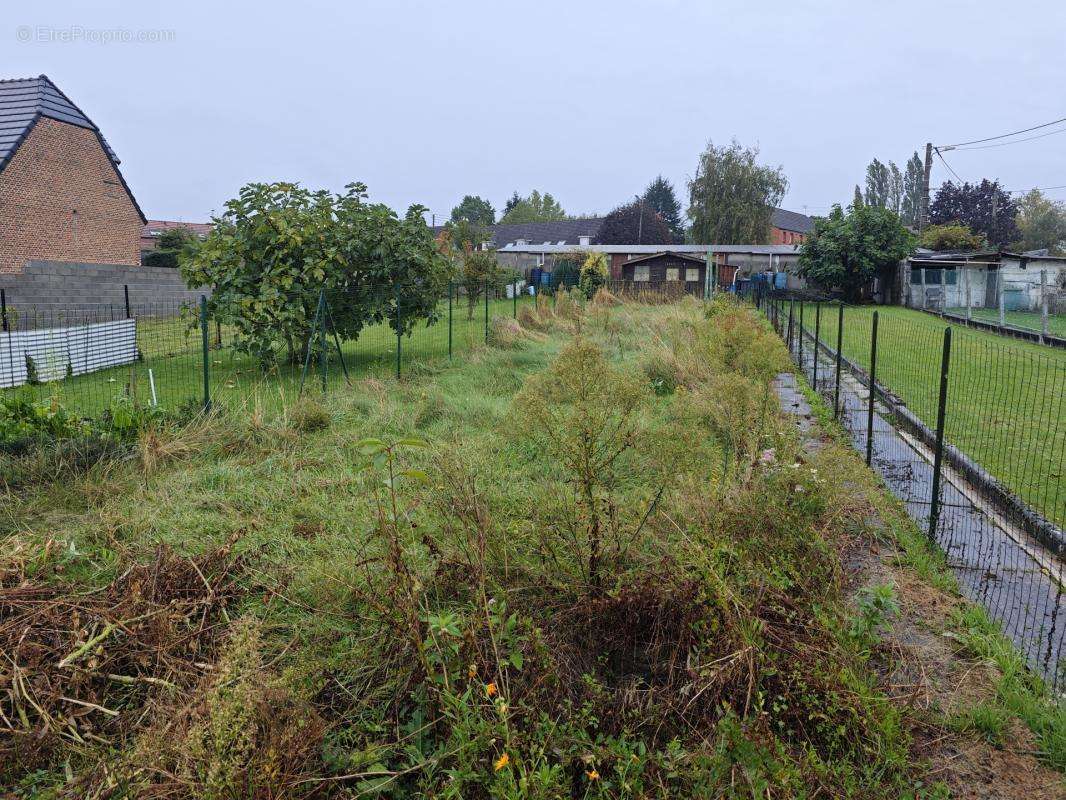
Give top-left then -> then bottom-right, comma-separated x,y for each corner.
908,262 -> 1066,345
0,279 -> 543,420
756,291 -> 1066,690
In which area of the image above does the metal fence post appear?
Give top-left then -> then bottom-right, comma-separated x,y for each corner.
798,301 -> 805,373
1041,269 -> 1049,343
813,301 -> 821,391
513,278 -> 518,317
318,292 -> 328,392
484,279 -> 489,344
1,289 -> 7,333
395,285 -> 402,381
124,284 -> 132,319
834,303 -> 843,418
200,295 -> 210,412
787,298 -> 795,355
447,281 -> 453,359
928,327 -> 952,539
865,310 -> 879,466
964,268 -> 972,321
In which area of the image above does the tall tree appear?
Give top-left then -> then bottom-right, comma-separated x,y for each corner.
864,159 -> 890,208
499,190 -> 567,224
449,195 -> 495,226
798,204 -> 915,302
900,152 -> 924,227
502,191 -> 522,217
641,176 -> 684,241
1016,189 -> 1066,254
687,139 -> 788,244
886,161 -> 904,216
852,185 -> 864,209
930,179 -> 1019,247
597,201 -> 673,245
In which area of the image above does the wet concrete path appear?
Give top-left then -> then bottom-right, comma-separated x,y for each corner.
774,353 -> 1066,689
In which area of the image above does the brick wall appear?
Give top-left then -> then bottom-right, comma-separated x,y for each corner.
0,116 -> 144,274
771,227 -> 806,245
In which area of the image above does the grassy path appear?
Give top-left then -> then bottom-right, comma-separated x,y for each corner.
786,302 -> 1066,530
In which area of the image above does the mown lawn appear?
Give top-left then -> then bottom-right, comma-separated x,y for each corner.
784,301 -> 1066,530
6,295 -> 529,418
944,306 -> 1066,338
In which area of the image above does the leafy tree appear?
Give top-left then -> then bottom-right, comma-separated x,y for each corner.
930,179 -> 1019,246
1016,189 -> 1066,254
502,191 -> 522,216
798,204 -> 915,302
182,182 -> 451,365
687,140 -> 788,244
499,190 -> 567,224
887,161 -> 903,217
444,218 -> 492,252
143,226 -> 200,269
852,185 -> 864,209
864,159 -> 890,209
457,249 -> 500,319
919,223 -> 985,252
642,176 -> 684,241
597,201 -> 672,245
901,152 -> 924,227
578,252 -> 608,299
449,195 -> 495,226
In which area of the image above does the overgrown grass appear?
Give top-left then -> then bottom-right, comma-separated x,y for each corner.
5,294 -> 1047,797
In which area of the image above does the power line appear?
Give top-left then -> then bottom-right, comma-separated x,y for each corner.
941,115 -> 1066,148
933,147 -> 966,184
951,125 -> 1066,151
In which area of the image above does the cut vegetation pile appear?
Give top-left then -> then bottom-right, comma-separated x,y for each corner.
1,292 -> 1062,798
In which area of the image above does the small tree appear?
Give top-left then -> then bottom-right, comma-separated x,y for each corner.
919,223 -> 985,252
578,252 -> 608,299
458,249 -> 500,319
182,181 -> 451,366
597,201 -> 672,245
1016,189 -> 1066,255
930,179 -> 1019,246
798,205 -> 915,302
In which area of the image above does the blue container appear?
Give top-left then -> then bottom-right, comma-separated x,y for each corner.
774,272 -> 787,290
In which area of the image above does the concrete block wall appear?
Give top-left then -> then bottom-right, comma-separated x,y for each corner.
0,260 -> 209,312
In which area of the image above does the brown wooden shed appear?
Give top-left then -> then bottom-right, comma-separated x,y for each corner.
619,251 -> 706,289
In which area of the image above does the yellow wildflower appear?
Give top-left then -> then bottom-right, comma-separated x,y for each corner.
468,663 -> 477,679
494,753 -> 510,771
586,769 -> 600,781
486,682 -> 498,697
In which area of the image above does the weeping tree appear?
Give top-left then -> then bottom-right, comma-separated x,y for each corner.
687,140 -> 788,244
181,182 -> 451,366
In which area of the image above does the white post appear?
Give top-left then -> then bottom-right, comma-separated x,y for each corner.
1041,269 -> 1049,342
964,268 -> 972,320
921,269 -> 927,310
998,271 -> 1005,328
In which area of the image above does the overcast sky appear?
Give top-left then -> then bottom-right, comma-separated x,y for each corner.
10,1 -> 1066,224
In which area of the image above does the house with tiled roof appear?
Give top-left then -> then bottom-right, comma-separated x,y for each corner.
770,208 -> 814,245
0,74 -> 145,274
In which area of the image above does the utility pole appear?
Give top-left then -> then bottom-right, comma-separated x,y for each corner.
920,142 -> 933,232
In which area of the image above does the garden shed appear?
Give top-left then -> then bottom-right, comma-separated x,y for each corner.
620,252 -> 706,289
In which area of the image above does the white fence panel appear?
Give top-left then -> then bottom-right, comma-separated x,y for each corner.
0,319 -> 138,389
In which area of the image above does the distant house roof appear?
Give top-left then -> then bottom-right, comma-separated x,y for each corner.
771,208 -> 814,234
0,74 -> 144,221
142,220 -> 213,240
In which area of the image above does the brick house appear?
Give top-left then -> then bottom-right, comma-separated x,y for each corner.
0,75 -> 145,274
770,208 -> 813,245
140,219 -> 213,262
